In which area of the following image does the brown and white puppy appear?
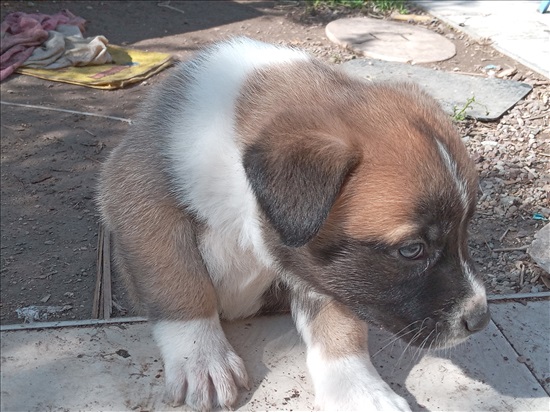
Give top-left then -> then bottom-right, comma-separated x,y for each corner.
98,38 -> 490,411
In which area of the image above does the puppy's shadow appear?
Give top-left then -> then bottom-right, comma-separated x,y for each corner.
369,318 -> 548,411
223,315 -> 423,411
368,326 -> 432,412
225,314 -> 546,411
427,319 -> 548,405
223,315 -> 315,410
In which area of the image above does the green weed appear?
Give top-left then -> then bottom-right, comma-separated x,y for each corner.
307,0 -> 408,13
452,96 -> 489,121
371,0 -> 408,13
310,0 -> 365,9
452,96 -> 476,121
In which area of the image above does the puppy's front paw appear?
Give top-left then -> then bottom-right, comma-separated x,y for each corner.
164,343 -> 249,410
153,318 -> 249,411
309,351 -> 411,412
315,379 -> 410,412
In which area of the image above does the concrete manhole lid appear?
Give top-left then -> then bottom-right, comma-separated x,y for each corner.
326,17 -> 456,64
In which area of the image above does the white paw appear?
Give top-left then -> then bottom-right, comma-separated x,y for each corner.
153,317 -> 249,411
308,349 -> 411,412
315,379 -> 411,412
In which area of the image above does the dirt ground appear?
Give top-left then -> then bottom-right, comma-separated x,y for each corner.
1,1 -> 549,325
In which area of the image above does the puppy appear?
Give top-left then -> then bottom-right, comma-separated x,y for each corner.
98,37 -> 490,411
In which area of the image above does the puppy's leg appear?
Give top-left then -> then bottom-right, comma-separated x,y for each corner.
111,206 -> 248,411
153,315 -> 249,410
292,294 -> 411,411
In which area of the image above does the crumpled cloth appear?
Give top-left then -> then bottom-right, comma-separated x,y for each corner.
0,10 -> 85,81
22,24 -> 112,70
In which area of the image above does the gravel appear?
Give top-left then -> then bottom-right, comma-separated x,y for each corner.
464,79 -> 549,296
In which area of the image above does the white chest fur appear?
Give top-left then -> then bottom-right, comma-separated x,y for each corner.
163,38 -> 306,319
199,226 -> 277,319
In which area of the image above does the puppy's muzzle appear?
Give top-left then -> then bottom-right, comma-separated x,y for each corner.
462,303 -> 490,333
446,293 -> 491,346
404,293 -> 490,349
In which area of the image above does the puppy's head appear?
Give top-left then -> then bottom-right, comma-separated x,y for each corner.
243,79 -> 489,349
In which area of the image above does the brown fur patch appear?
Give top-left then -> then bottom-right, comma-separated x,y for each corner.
257,281 -> 291,315
309,299 -> 369,358
98,133 -> 217,321
332,85 -> 478,244
236,63 -> 477,246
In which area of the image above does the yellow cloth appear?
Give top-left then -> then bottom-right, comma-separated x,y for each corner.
15,45 -> 172,89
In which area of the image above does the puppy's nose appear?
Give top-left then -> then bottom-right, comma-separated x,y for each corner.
463,307 -> 491,333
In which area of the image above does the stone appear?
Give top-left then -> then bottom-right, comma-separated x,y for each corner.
341,59 -> 532,121
528,223 -> 550,274
326,17 -> 456,64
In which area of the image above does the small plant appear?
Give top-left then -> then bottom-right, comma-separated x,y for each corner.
452,96 -> 490,121
452,96 -> 477,121
307,0 -> 409,14
371,0 -> 408,14
310,0 -> 366,9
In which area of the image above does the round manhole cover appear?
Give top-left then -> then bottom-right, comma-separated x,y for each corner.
326,17 -> 456,64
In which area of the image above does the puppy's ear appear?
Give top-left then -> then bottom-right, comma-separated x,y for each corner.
243,128 -> 359,248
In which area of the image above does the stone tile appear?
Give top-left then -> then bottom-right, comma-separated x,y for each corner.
1,310 -> 548,411
416,0 -> 550,78
490,300 -> 550,393
341,58 -> 532,120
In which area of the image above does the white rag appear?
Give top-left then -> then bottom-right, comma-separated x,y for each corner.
22,24 -> 112,69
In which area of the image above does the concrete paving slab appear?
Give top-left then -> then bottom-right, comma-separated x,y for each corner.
341,58 -> 532,120
490,300 -> 550,393
416,1 -> 550,78
1,308 -> 549,411
325,17 -> 456,64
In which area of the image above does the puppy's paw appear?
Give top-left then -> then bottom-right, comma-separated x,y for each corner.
164,343 -> 249,411
315,379 -> 410,412
153,317 -> 249,411
309,350 -> 411,412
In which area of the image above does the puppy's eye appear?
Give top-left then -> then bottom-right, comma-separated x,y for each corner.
398,243 -> 425,260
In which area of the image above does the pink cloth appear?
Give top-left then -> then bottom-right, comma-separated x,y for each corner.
1,10 -> 86,81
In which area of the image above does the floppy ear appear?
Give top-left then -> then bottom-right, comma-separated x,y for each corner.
243,129 -> 359,248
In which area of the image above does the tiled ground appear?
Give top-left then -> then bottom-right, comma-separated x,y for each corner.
1,301 -> 549,411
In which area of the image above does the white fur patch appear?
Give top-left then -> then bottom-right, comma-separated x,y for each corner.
461,258 -> 487,297
153,316 -> 249,410
295,307 -> 411,411
435,139 -> 488,343
435,139 -> 486,298
435,140 -> 470,213
166,38 -> 307,236
164,38 -> 308,315
199,226 -> 278,319
308,348 -> 411,411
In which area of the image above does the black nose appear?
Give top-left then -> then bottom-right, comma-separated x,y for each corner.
463,307 -> 491,333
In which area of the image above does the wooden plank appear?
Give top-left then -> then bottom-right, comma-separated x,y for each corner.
91,224 -> 104,319
102,227 -> 112,320
0,317 -> 147,332
487,291 -> 550,301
